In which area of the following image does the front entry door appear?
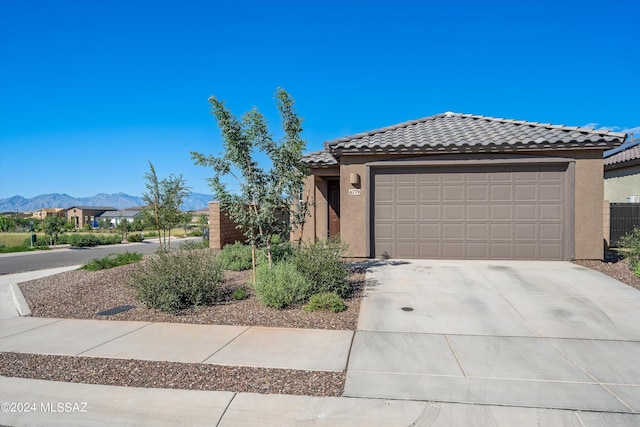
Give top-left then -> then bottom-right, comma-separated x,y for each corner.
328,180 -> 340,238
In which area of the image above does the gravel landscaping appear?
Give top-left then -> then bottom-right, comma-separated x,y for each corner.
4,261 -> 363,396
18,263 -> 365,330
572,251 -> 640,291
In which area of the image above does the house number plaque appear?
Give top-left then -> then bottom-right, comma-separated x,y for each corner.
348,189 -> 361,196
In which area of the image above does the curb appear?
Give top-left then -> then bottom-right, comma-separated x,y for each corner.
9,283 -> 31,316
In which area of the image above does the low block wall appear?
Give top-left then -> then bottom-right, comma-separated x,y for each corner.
208,202 -> 246,249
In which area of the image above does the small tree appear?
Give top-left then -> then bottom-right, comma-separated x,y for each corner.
118,216 -> 131,240
142,162 -> 191,252
43,216 -> 64,248
192,88 -> 309,277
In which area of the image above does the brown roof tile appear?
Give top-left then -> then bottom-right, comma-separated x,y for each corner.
325,112 -> 627,154
604,142 -> 640,167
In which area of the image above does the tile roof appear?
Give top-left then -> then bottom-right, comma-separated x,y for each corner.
325,112 -> 627,154
604,141 -> 640,167
301,149 -> 338,167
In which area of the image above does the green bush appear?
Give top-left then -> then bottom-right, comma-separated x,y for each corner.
635,262 -> 640,278
218,242 -> 253,271
232,287 -> 248,300
127,233 -> 144,242
66,233 -> 122,247
291,239 -> 350,298
81,251 -> 143,271
304,292 -> 346,313
253,261 -> 311,309
619,226 -> 640,270
130,248 -> 223,313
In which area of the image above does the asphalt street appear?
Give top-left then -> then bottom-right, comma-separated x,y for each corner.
0,237 -> 202,274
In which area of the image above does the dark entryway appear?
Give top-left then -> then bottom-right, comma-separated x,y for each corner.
328,180 -> 340,238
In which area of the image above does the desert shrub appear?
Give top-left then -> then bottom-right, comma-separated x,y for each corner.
218,242 -> 253,271
130,248 -> 223,313
619,226 -> 640,270
66,233 -> 121,247
179,239 -> 209,250
291,239 -> 350,298
304,292 -> 346,313
127,233 -> 144,243
188,230 -> 203,237
232,287 -> 248,300
253,261 -> 311,309
81,251 -> 143,271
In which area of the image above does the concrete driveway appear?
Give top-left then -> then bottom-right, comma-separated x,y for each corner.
344,260 -> 640,415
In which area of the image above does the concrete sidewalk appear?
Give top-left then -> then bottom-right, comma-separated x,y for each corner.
0,317 -> 352,372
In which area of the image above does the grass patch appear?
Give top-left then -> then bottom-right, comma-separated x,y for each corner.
80,252 -> 144,271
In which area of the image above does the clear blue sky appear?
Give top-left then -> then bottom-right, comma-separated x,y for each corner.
1,0 -> 638,199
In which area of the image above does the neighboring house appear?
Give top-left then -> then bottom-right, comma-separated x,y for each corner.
32,208 -> 66,220
603,140 -> 640,203
96,210 -> 143,227
66,206 -> 117,228
299,112 -> 627,261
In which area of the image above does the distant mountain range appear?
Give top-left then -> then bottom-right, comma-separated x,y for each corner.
0,192 -> 213,213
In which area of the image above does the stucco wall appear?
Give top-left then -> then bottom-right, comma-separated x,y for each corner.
571,151 -> 604,259
604,164 -> 640,202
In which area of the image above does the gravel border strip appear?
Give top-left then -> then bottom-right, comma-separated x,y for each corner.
0,352 -> 345,397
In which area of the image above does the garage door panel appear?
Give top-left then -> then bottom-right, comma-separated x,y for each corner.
443,205 -> 464,220
420,205 -> 440,220
375,205 -> 393,220
396,205 -> 417,220
420,243 -> 440,258
396,242 -> 417,258
443,243 -> 464,258
443,224 -> 463,239
515,184 -> 537,200
491,223 -> 513,239
396,174 -> 417,183
491,205 -> 513,221
515,205 -> 537,220
467,186 -> 488,201
540,185 -> 562,201
539,243 -> 562,259
443,186 -> 464,201
420,186 -> 440,201
540,204 -> 562,220
515,223 -> 537,240
420,224 -> 440,239
491,243 -> 514,258
397,186 -> 417,201
373,164 -> 566,260
467,205 -> 488,220
540,223 -> 562,239
467,242 -> 488,258
443,173 -> 464,183
491,185 -> 513,201
515,243 -> 537,259
397,223 -> 417,238
467,223 -> 488,239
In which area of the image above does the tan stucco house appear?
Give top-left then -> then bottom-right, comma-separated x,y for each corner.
604,141 -> 640,203
299,113 -> 627,261
66,206 -> 117,228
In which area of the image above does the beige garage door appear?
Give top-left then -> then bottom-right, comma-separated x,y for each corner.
373,164 -> 567,260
